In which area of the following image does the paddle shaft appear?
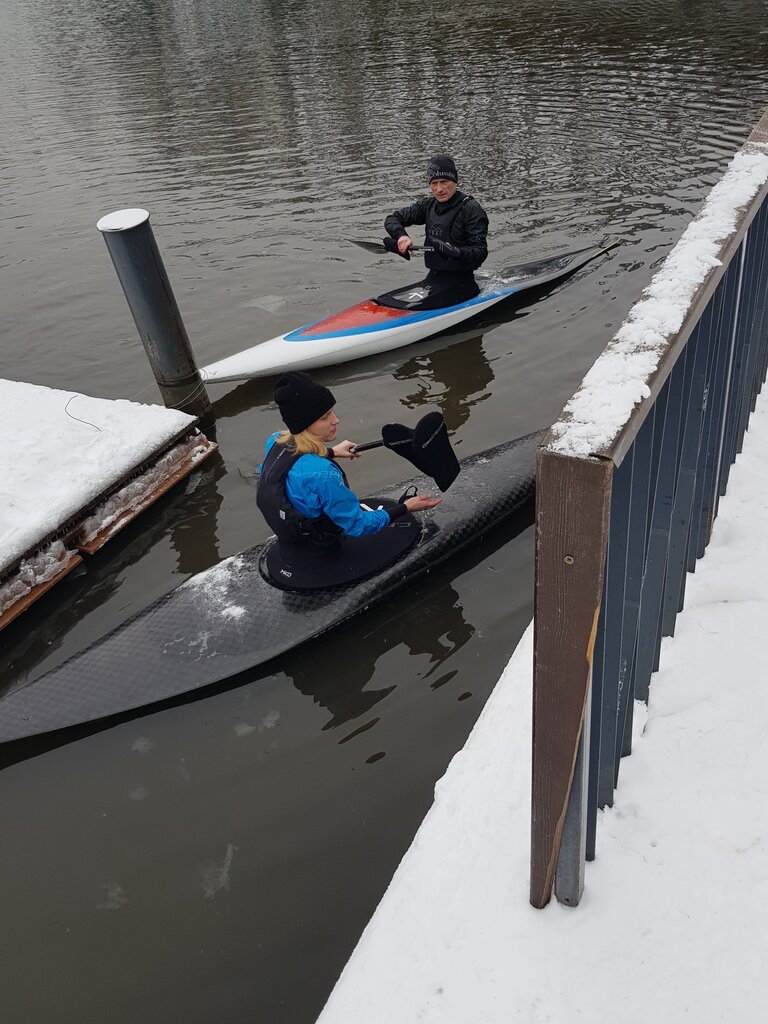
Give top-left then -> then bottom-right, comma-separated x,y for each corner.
350,440 -> 384,452
239,441 -> 382,474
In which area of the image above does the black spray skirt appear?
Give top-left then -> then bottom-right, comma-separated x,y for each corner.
263,499 -> 421,591
375,271 -> 479,311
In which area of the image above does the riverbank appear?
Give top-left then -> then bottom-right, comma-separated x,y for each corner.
318,393 -> 768,1023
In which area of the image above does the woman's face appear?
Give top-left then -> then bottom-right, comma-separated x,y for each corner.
308,408 -> 340,442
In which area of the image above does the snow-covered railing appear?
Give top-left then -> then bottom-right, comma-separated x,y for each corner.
531,107 -> 768,909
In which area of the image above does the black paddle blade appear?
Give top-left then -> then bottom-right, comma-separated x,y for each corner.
345,238 -> 419,259
412,412 -> 460,491
345,237 -> 388,254
382,412 -> 460,492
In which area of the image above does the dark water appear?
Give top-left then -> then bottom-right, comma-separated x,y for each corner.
1,1 -> 767,1020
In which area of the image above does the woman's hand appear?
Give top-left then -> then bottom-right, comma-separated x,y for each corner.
404,494 -> 442,512
397,235 -> 413,256
330,440 -> 361,459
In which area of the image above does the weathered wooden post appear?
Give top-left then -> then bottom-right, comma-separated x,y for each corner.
531,451 -> 612,908
96,208 -> 211,422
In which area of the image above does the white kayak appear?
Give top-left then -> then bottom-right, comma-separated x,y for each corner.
201,240 -> 618,383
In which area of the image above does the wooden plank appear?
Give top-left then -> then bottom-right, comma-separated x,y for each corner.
531,450 -> 612,908
0,551 -> 83,631
74,436 -> 217,554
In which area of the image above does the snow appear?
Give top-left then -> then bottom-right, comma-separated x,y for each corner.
96,208 -> 150,232
0,379 -> 195,575
76,433 -> 211,544
0,541 -> 79,617
179,553 -> 252,621
317,390 -> 768,1023
551,145 -> 768,456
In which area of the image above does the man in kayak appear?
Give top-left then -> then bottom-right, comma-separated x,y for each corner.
381,154 -> 489,311
257,371 -> 440,589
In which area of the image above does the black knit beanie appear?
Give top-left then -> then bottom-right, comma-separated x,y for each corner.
274,371 -> 336,435
427,154 -> 458,183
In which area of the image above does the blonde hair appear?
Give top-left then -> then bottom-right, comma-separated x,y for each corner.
275,429 -> 328,457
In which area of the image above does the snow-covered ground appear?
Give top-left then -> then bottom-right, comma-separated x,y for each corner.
1,379 -> 196,575
317,393 -> 768,1022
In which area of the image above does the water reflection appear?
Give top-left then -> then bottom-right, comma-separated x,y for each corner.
170,455 -> 226,574
208,377 -> 277,421
289,583 -> 474,732
394,332 -> 495,430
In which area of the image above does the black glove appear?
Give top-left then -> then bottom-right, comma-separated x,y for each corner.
426,236 -> 462,260
383,236 -> 411,260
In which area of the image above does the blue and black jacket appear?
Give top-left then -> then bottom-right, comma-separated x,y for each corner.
257,434 -> 406,550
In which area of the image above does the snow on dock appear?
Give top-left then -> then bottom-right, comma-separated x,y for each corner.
1,379 -> 217,627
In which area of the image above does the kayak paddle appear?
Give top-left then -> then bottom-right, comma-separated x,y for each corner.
346,238 -> 434,260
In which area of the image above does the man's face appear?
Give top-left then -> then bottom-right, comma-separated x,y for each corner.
430,178 -> 457,203
308,408 -> 339,443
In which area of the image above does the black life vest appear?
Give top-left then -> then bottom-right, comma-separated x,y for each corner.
425,192 -> 473,273
256,443 -> 344,553
257,444 -> 422,593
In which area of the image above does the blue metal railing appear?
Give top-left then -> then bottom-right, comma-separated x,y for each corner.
587,200 -> 768,861
531,109 -> 768,908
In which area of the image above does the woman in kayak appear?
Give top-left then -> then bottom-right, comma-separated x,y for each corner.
381,154 -> 489,311
257,371 -> 440,589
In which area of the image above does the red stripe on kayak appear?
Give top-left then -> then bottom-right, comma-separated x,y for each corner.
297,300 -> 412,336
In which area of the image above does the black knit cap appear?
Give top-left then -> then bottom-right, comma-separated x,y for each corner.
427,154 -> 458,183
274,371 -> 336,435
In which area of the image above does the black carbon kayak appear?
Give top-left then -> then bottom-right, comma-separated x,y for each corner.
0,430 -> 541,742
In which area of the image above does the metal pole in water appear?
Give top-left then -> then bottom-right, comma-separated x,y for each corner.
96,208 -> 212,422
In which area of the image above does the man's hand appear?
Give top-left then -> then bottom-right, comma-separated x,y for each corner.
397,235 -> 413,256
426,236 -> 462,260
330,440 -> 361,460
404,493 -> 442,512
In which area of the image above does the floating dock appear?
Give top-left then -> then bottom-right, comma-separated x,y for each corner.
0,379 -> 217,629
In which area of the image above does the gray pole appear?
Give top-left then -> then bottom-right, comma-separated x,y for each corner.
554,676 -> 592,907
97,208 -> 211,422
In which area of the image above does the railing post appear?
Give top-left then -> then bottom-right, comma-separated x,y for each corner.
530,450 -> 612,908
97,208 -> 212,422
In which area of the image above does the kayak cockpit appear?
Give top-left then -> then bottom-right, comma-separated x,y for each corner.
259,499 -> 422,591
